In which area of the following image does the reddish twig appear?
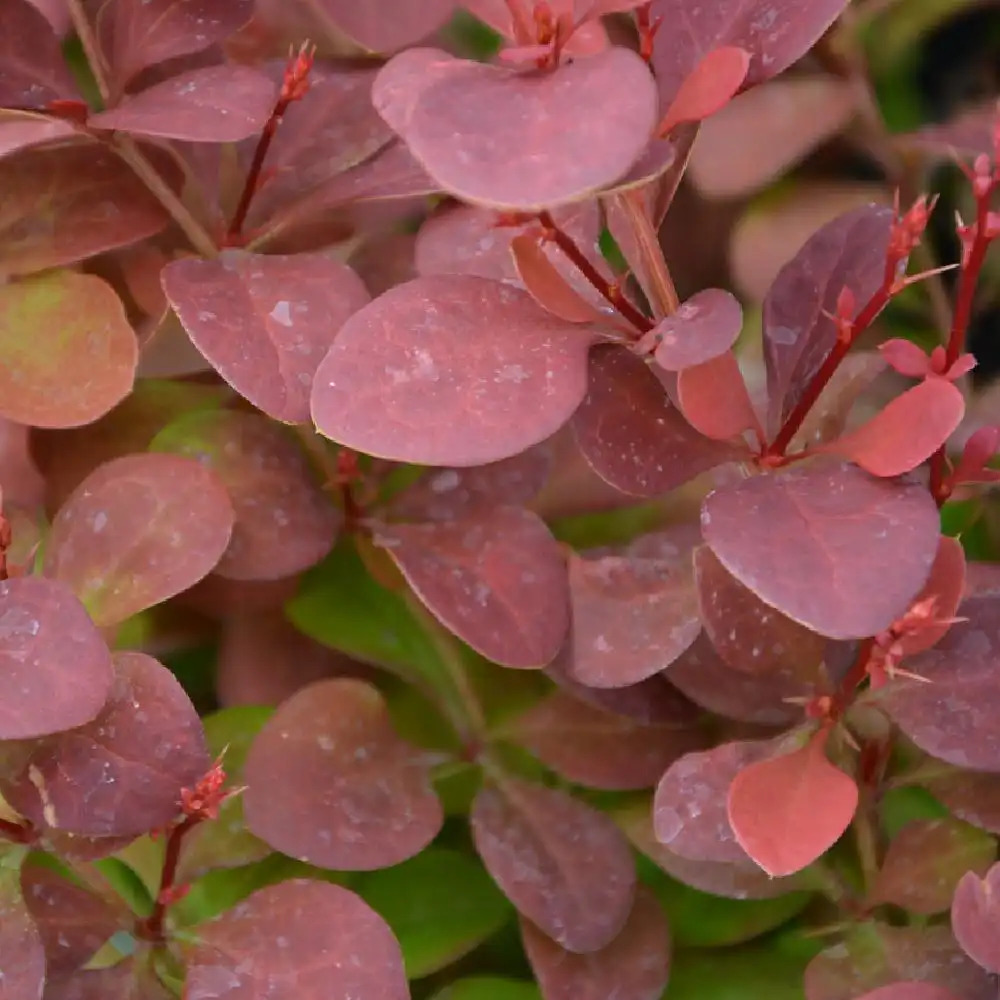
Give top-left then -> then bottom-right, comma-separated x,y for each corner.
226,43 -> 315,244
537,210 -> 653,334
0,816 -> 31,843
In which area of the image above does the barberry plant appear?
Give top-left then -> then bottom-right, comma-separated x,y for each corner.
0,1 -> 999,998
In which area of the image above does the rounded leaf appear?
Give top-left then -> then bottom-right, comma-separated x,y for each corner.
701,462 -> 941,639
374,506 -> 568,668
649,289 -> 744,371
161,250 -> 371,424
311,275 -> 591,466
470,778 -> 635,953
186,879 -> 408,1000
243,678 -> 443,870
43,452 -> 235,626
0,651 -> 209,838
852,987 -> 962,1000
676,352 -> 761,441
0,272 -> 136,429
952,865 -> 1000,975
657,46 -> 750,135
0,576 -> 113,740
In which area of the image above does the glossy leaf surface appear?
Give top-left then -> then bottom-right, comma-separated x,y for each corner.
311,275 -> 591,466
701,462 -> 940,639
676,352 -> 761,441
243,679 -> 443,870
471,778 -> 635,953
649,289 -> 744,371
44,453 -> 234,626
0,0 -> 78,107
162,250 -> 371,424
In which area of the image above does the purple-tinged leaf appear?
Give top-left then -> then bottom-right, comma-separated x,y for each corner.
44,452 -> 234,626
306,0 -> 456,53
0,866 -> 45,1000
666,631 -> 817,725
42,962 -> 173,1000
0,271 -> 136,429
694,544 -> 826,676
923,768 -> 1000,834
374,506 -> 568,668
676,352 -> 762,441
871,818 -> 995,915
0,110 -> 77,160
649,0 -> 850,109
471,778 -> 635,953
852,987 -> 961,1000
311,275 -> 592,467
349,231 -> 418,297
185,880 -> 408,1000
161,250 -> 370,424
521,886 -> 671,1000
900,102 -> 999,160
149,410 -> 340,581
0,143 -> 174,277
648,289 -> 744,370
881,595 -> 1000,771
571,346 -> 741,496
0,651 -> 209,837
0,0 -> 79,107
89,65 -> 276,142
243,679 -> 442,870
562,549 -> 701,687
374,48 -> 657,210
511,689 -> 705,790
0,576 -> 112,740
701,462 -> 940,639
952,864 -> 1000,974
762,204 -> 892,434
387,443 -> 553,522
95,0 -> 253,89
20,864 -> 121,976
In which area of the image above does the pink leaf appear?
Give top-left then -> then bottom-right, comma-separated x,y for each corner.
879,338 -> 933,378
161,250 -> 371,424
89,65 -> 276,143
0,0 -> 79,107
895,534 -> 965,658
657,46 -> 750,136
727,729 -> 858,876
648,288 -> 744,370
0,867 -> 45,1000
300,0 -> 456,53
676,352 -> 762,441
701,462 -> 940,639
374,507 -> 568,668
310,275 -> 592,467
853,987 -> 963,1000
817,379 -> 965,477
951,864 -> 1000,974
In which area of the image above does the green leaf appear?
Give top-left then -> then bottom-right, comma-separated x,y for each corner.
430,978 -> 543,1000
202,706 -> 273,775
879,785 -> 950,840
93,856 -> 155,918
356,847 -> 513,979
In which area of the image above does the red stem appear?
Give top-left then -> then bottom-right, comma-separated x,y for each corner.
226,108 -> 287,243
537,211 -> 653,334
833,638 -> 876,716
138,816 -> 197,942
0,816 -> 30,843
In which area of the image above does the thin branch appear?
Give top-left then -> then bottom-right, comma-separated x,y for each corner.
138,816 -> 197,943
615,189 -> 681,318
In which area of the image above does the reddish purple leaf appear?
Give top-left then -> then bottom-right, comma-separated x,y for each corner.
511,689 -> 705,789
900,102 -> 999,160
666,630 -> 818,725
870,818 -> 995,915
676,352 -> 762,441
923,768 -> 1000,834
149,410 -> 340,581
521,886 -> 671,1000
89,65 -> 276,142
311,275 -> 592,466
161,250 -> 370,424
95,0 -> 253,89
649,0 -> 850,109
818,379 -> 965,477
657,46 -> 750,135
728,730 -> 858,877
571,346 -> 741,496
0,576 -> 113,740
701,461 -> 941,639
0,111 -> 77,161
185,879 -> 408,1000
243,679 -> 442,870
853,987 -> 962,1000
44,452 -> 234,626
374,506 -> 568,668
0,272 -> 137,429
349,231 -> 418,297
562,549 -> 701,687
374,48 -> 657,210
0,867 -> 45,1000
0,0 -> 79,107
694,544 -> 827,676
654,739 -> 776,866
470,777 -> 635,953
881,595 -> 1000,771
42,962 -> 172,1000
648,289 -> 744,371
386,443 -> 552,522
305,0 -> 456,53
0,143 -> 174,277
952,864 -> 1000,974
762,204 -> 892,434
20,864 -> 121,975
0,651 -> 208,837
